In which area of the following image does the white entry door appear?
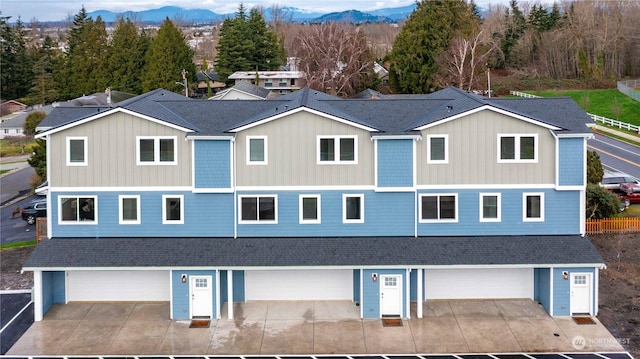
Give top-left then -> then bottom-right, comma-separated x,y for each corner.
380,275 -> 402,317
190,276 -> 212,318
570,272 -> 592,315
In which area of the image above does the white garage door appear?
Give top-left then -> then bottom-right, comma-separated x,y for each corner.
425,268 -> 533,300
67,270 -> 170,302
246,270 -> 353,300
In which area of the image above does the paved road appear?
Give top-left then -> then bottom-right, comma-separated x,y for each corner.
588,133 -> 640,180
1,165 -> 39,245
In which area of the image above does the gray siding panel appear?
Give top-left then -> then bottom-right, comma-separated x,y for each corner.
417,110 -> 556,185
49,112 -> 191,187
236,111 -> 374,186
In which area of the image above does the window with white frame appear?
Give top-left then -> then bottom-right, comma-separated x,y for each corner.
523,192 -> 544,222
162,195 -> 183,224
247,136 -> 267,164
239,195 -> 277,223
343,194 -> 364,223
420,194 -> 457,222
427,135 -> 448,163
137,136 -> 177,165
119,195 -> 140,224
59,196 -> 97,224
299,194 -> 321,224
318,136 -> 357,164
479,193 -> 501,222
498,134 -> 537,162
66,137 -> 87,166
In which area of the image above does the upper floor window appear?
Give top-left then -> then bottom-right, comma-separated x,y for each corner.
66,137 -> 87,166
299,194 -> 321,224
59,196 -> 97,224
343,194 -> 364,223
279,81 -> 287,87
479,193 -> 501,222
420,194 -> 457,222
523,192 -> 544,222
119,195 -> 140,224
427,135 -> 448,164
247,136 -> 267,165
264,82 -> 273,87
162,195 -> 183,224
239,195 -> 277,223
137,136 -> 177,165
318,136 -> 357,164
498,134 -> 537,163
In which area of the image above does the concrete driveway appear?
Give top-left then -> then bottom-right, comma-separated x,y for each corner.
7,299 -> 624,355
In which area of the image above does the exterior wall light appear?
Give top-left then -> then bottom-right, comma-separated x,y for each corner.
562,271 -> 569,280
372,273 -> 378,282
181,274 -> 187,283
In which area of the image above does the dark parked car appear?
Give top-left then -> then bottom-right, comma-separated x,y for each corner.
21,199 -> 47,225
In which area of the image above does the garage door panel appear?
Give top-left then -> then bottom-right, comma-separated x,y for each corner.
68,270 -> 169,302
425,268 -> 532,300
246,270 -> 352,300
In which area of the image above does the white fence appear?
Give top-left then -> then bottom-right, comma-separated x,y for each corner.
509,91 -> 640,134
618,79 -> 640,102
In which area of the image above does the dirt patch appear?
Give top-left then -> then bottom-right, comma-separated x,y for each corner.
0,246 -> 35,290
590,233 -> 640,357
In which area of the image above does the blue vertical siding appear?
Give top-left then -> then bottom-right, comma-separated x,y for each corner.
377,139 -> 414,188
353,269 -> 361,302
171,270 -> 217,320
417,188 -> 580,236
534,268 -> 551,314
41,271 -> 65,317
361,269 -> 406,318
194,140 -> 231,189
236,190 -> 415,237
558,138 -> 585,186
53,271 -> 65,304
50,192 -> 234,237
552,267 -> 595,316
221,270 -> 245,304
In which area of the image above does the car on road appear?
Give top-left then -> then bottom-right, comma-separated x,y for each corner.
20,199 -> 47,225
600,170 -> 640,191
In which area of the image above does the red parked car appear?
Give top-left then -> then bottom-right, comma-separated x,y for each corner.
619,183 -> 640,208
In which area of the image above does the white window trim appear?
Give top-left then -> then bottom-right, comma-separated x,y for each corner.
136,136 -> 178,165
497,134 -> 538,163
426,134 -> 448,164
58,195 -> 98,225
317,135 -> 358,164
238,195 -> 278,224
162,194 -> 184,224
246,136 -> 268,165
479,192 -> 501,222
66,136 -> 88,166
418,193 -> 458,223
299,194 -> 321,224
119,195 -> 141,224
342,194 -> 364,223
523,192 -> 545,222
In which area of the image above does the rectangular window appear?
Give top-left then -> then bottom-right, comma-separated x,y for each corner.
239,195 -> 277,223
419,194 -> 457,222
279,81 -> 287,87
119,195 -> 140,224
479,193 -> 501,222
318,136 -> 357,164
343,194 -> 364,223
247,136 -> 267,164
137,136 -> 177,165
59,196 -> 97,224
264,82 -> 273,87
66,137 -> 87,166
498,134 -> 537,162
299,195 -> 321,224
162,195 -> 183,224
427,135 -> 448,163
523,192 -> 544,222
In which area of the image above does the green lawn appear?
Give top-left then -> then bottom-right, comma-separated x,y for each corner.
0,138 -> 36,157
526,89 -> 640,126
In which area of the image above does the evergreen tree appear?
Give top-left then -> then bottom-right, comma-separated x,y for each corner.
142,18 -> 195,93
215,4 -> 284,85
497,0 -> 526,69
1,17 -> 33,100
27,36 -> 61,105
107,17 -> 148,94
388,0 -> 477,93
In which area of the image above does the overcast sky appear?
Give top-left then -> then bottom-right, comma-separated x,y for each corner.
2,0 -> 500,22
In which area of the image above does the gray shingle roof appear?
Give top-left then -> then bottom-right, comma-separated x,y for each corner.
23,235 -> 603,269
37,87 -> 594,137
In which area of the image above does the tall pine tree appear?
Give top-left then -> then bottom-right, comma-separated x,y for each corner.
107,17 -> 148,94
142,18 -> 195,94
1,17 -> 33,100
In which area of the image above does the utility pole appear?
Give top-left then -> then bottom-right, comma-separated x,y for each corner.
177,69 -> 188,97
486,66 -> 491,98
